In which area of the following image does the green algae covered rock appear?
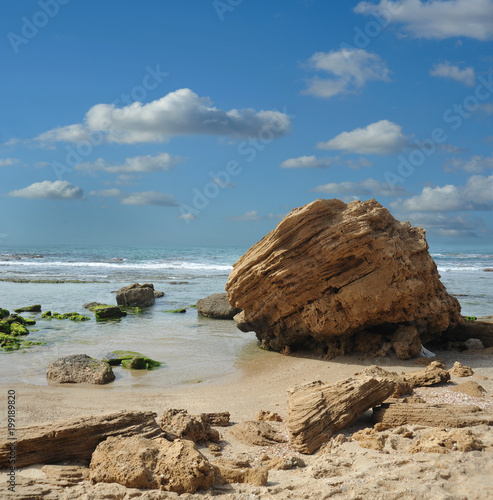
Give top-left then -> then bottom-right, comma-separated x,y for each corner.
0,308 -> 10,319
0,321 -> 10,334
93,306 -> 127,321
165,308 -> 187,314
10,322 -> 29,336
121,356 -> 161,370
49,312 -> 90,321
103,350 -> 162,370
14,304 -> 41,313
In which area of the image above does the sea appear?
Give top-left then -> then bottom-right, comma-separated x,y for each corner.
0,244 -> 491,388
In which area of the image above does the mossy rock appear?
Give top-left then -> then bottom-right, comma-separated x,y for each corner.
51,312 -> 90,321
14,304 -> 41,313
189,304 -> 197,308
121,356 -> 161,370
10,322 -> 29,336
41,311 -> 52,318
165,309 -> 187,313
94,306 -> 126,321
20,317 -> 36,326
0,334 -> 21,351
0,308 -> 10,319
68,314 -> 90,322
20,340 -> 46,347
0,321 -> 10,334
103,350 -> 161,370
465,316 -> 477,322
119,306 -> 142,314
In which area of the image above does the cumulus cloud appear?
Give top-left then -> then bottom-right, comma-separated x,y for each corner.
120,191 -> 179,207
445,155 -> 493,173
404,212 -> 489,238
430,62 -> 476,86
280,155 -> 339,169
76,153 -> 181,174
88,189 -> 126,197
35,88 -> 291,145
354,0 -> 493,41
0,158 -> 20,167
302,48 -> 391,98
312,178 -> 409,197
7,180 -> 83,200
391,175 -> 493,212
228,210 -> 284,221
317,120 -> 409,155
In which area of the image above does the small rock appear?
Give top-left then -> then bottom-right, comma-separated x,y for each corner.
196,293 -> 241,320
14,304 -> 41,313
449,361 -> 474,377
465,338 -> 485,350
116,283 -> 155,308
160,409 -> 219,443
256,409 -> 283,422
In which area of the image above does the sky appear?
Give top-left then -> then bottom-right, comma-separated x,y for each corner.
0,0 -> 492,248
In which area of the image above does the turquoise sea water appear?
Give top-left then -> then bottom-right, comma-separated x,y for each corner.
0,244 -> 491,387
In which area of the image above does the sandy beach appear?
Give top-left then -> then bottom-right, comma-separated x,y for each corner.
2,342 -> 493,499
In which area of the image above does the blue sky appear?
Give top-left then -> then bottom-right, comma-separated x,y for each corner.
0,0 -> 492,248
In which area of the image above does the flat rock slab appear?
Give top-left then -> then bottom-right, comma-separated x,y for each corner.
0,410 -> 160,468
287,376 -> 396,454
372,402 -> 493,428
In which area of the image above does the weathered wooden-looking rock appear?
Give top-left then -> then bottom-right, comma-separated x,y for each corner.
226,199 -> 462,356
372,402 -> 493,428
0,411 -> 161,468
287,375 -> 396,454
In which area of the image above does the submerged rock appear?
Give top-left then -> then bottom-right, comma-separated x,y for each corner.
197,293 -> 241,320
14,304 -> 41,313
116,283 -> 155,308
103,350 -> 161,370
226,199 -> 461,357
46,354 -> 115,384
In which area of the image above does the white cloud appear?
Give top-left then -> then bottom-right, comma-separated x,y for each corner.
404,212 -> 488,238
88,189 -> 126,197
120,191 -> 179,207
35,88 -> 291,145
354,0 -> 493,41
178,213 -> 196,221
302,48 -> 391,98
445,155 -> 493,173
312,178 -> 408,197
430,62 -> 476,86
228,210 -> 284,221
391,175 -> 493,212
280,155 -> 338,169
317,120 -> 409,155
7,180 -> 83,200
0,158 -> 20,167
76,153 -> 181,174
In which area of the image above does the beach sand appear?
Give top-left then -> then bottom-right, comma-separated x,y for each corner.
1,343 -> 493,499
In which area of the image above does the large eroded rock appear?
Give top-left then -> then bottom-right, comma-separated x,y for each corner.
226,199 -> 461,356
89,436 -> 215,494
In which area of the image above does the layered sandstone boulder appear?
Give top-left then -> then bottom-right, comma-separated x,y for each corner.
226,199 -> 462,356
